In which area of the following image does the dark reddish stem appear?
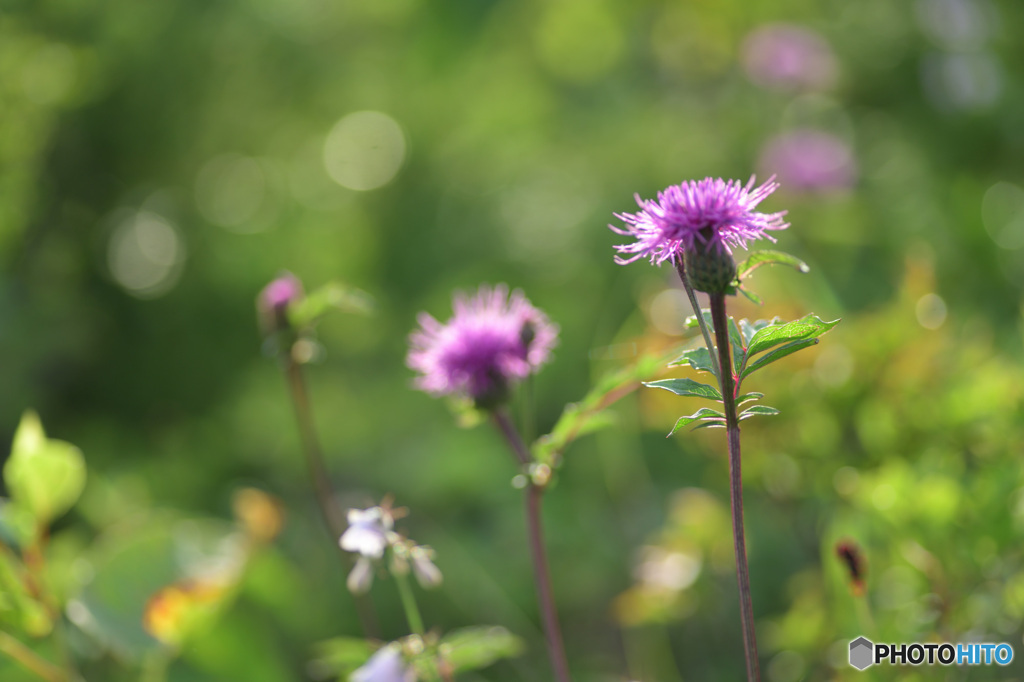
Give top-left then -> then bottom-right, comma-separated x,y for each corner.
493,409 -> 572,682
282,352 -> 379,638
709,292 -> 760,682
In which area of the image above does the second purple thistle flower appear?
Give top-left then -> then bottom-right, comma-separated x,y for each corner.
611,176 -> 789,266
407,284 -> 558,408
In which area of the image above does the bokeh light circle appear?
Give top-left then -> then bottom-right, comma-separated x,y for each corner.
323,110 -> 406,191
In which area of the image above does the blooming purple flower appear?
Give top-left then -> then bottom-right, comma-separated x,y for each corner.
407,284 -> 558,406
611,177 -> 789,266
740,24 -> 837,92
351,645 -> 416,682
340,507 -> 394,559
758,130 -> 857,193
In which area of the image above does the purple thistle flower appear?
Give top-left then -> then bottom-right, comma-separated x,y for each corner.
407,284 -> 558,406
611,176 -> 789,266
740,24 -> 838,93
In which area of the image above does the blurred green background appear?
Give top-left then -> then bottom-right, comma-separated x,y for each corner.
3,0 -> 1024,679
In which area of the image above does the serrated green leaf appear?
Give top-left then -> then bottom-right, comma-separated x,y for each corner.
4,412 -> 86,528
691,421 -> 726,430
741,338 -> 821,380
533,352 -> 667,465
739,405 -> 781,420
669,347 -> 715,374
644,378 -> 722,401
288,281 -> 373,329
440,626 -> 525,673
737,250 -> 810,279
739,319 -> 781,347
737,392 -> 764,406
668,408 -> 726,436
746,315 -> 840,358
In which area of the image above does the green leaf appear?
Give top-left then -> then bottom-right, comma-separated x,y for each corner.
668,408 -> 726,436
736,250 -> 810,280
739,405 -> 781,420
533,352 -> 667,465
310,636 -> 377,676
691,420 -> 726,430
741,338 -> 821,380
669,347 -> 715,374
746,315 -> 840,358
728,317 -> 744,372
739,319 -> 780,347
737,286 -> 763,305
440,626 -> 525,673
644,378 -> 722,401
684,310 -> 714,330
288,281 -> 373,329
3,412 -> 86,528
737,392 -> 764,406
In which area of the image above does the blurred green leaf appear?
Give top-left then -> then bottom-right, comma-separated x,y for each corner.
736,250 -> 810,280
741,338 -> 821,381
737,286 -> 764,305
0,547 -> 52,637
668,408 -> 726,436
691,421 -> 726,430
534,352 -> 665,465
439,626 -> 525,673
3,411 -> 85,528
288,281 -> 373,329
645,378 -> 722,401
737,392 -> 764,405
669,347 -> 715,375
310,636 -> 375,677
739,405 -> 780,420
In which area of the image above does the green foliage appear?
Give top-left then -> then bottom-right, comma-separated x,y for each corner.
668,408 -> 725,435
288,281 -> 374,330
438,626 -> 525,674
644,378 -> 722,401
533,352 -> 665,465
3,411 -> 85,529
735,250 -> 810,280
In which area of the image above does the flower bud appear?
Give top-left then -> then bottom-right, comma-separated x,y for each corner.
347,556 -> 375,595
410,546 -> 443,589
683,240 -> 737,294
257,273 -> 303,336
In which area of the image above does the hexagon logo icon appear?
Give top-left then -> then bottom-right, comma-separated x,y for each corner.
850,637 -> 874,670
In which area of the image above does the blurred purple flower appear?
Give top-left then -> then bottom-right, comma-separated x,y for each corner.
407,284 -> 558,406
340,507 -> 393,559
741,24 -> 838,92
757,130 -> 857,192
257,272 -> 303,334
410,545 -> 443,589
611,177 -> 789,266
351,646 -> 416,682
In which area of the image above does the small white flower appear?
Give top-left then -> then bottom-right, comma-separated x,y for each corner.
340,507 -> 393,559
410,546 -> 443,589
347,556 -> 375,595
350,645 -> 416,682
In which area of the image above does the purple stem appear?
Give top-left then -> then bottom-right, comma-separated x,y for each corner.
709,292 -> 761,682
493,409 -> 573,682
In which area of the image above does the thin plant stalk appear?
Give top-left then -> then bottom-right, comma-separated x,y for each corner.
281,349 -> 379,637
708,292 -> 760,682
393,570 -> 425,636
0,631 -> 66,682
676,262 -> 720,381
492,408 -> 572,682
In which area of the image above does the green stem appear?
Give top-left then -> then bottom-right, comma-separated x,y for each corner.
0,631 -> 65,682
492,409 -> 572,682
281,348 -> 379,638
676,262 -> 720,381
394,570 -> 425,636
709,292 -> 760,682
